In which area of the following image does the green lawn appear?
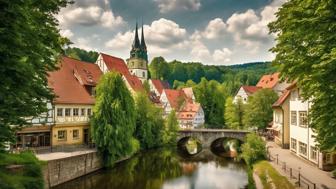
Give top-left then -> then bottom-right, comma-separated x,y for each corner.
254,161 -> 295,189
0,152 -> 44,189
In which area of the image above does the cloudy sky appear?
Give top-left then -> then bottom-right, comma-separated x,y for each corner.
57,0 -> 285,65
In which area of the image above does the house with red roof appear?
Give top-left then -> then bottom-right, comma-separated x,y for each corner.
95,53 -> 144,94
149,79 -> 170,96
178,102 -> 204,129
14,56 -> 103,149
160,88 -> 204,129
256,72 -> 290,95
234,85 -> 262,104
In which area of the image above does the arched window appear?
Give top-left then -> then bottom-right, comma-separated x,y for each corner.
143,71 -> 145,78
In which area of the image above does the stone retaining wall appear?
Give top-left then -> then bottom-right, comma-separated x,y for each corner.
43,151 -> 103,188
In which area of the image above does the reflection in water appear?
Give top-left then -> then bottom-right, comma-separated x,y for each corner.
53,148 -> 248,189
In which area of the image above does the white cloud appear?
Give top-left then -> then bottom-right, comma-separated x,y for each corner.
60,29 -> 74,38
213,48 -> 232,63
202,18 -> 227,39
57,1 -> 124,30
105,18 -> 188,57
155,0 -> 201,13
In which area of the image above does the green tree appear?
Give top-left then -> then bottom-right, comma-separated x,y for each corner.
269,0 -> 336,150
243,89 -> 278,130
149,56 -> 169,80
134,92 -> 165,150
65,47 -> 99,63
163,110 -> 179,145
0,0 -> 68,150
194,78 -> 227,127
91,72 -> 139,167
224,97 -> 245,129
241,133 -> 267,166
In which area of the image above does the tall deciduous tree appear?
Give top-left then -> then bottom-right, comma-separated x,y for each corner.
0,0 -> 68,150
134,92 -> 165,150
269,0 -> 336,150
224,97 -> 245,129
243,89 -> 278,130
91,72 -> 139,166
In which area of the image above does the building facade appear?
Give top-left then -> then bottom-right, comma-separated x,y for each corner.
271,90 -> 290,149
288,83 -> 336,170
234,85 -> 261,104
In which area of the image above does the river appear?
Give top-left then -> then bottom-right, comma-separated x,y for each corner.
52,148 -> 248,189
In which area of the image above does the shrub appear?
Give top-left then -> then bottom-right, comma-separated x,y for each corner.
0,151 -> 44,189
241,133 -> 267,166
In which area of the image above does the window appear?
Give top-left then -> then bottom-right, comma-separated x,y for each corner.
58,130 -> 67,141
310,146 -> 317,160
57,108 -> 63,117
73,129 -> 79,139
87,108 -> 92,116
299,111 -> 308,127
299,142 -> 307,156
291,138 -> 297,151
81,108 -> 85,116
290,111 -> 297,126
73,108 -> 79,116
65,108 -> 71,116
142,71 -> 145,77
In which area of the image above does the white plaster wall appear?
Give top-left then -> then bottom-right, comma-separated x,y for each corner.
55,104 -> 92,124
234,87 -> 248,104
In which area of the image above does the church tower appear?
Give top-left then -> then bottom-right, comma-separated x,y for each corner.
127,21 -> 148,82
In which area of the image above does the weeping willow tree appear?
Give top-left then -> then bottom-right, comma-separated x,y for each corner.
91,72 -> 139,167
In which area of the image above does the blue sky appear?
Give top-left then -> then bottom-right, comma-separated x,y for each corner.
57,0 -> 285,65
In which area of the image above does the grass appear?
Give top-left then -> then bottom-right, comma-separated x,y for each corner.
0,152 -> 44,189
254,161 -> 295,189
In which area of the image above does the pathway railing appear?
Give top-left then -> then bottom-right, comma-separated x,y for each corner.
267,152 -> 325,189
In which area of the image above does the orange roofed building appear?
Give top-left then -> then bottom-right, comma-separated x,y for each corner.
256,72 -> 290,95
160,88 -> 205,129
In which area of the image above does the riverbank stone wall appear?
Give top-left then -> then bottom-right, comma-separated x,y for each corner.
43,151 -> 103,188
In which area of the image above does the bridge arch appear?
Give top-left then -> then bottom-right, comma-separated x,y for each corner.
177,129 -> 250,149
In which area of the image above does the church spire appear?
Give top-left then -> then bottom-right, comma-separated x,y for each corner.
132,21 -> 140,49
140,20 -> 147,51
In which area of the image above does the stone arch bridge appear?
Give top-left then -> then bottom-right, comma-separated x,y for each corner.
177,129 -> 250,148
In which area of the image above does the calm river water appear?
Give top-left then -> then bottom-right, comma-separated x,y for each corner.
53,148 -> 248,189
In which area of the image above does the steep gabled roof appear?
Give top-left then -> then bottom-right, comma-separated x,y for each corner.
241,85 -> 262,95
163,89 -> 187,110
256,72 -> 280,89
48,56 -> 103,105
273,90 -> 291,107
100,53 -> 143,92
151,79 -> 170,94
100,53 -> 130,75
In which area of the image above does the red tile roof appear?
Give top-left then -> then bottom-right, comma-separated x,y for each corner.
272,90 -> 290,107
163,89 -> 187,110
256,72 -> 280,89
100,53 -> 143,92
151,79 -> 170,94
178,102 -> 201,120
48,56 -> 103,105
242,85 -> 262,94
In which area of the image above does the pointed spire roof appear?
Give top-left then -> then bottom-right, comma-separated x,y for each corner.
132,21 -> 140,49
140,21 -> 147,50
